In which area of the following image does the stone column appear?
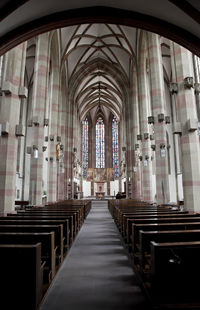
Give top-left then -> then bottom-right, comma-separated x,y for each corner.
170,42 -> 200,211
0,42 -> 27,213
29,33 -> 49,205
105,116 -> 112,196
130,66 -> 142,199
138,45 -> 153,202
47,64 -> 60,203
148,33 -> 170,204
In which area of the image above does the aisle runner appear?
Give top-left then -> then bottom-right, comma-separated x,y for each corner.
39,201 -> 148,310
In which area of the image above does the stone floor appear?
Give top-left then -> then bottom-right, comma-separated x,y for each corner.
39,201 -> 150,310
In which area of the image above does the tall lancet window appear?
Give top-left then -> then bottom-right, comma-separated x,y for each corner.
112,116 -> 119,178
96,117 -> 105,168
82,117 -> 88,179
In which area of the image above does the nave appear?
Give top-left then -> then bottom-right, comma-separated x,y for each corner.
39,201 -> 149,310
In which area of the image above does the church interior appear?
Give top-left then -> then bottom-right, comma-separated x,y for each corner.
0,1 -> 200,309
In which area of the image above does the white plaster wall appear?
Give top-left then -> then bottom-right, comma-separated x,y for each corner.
83,180 -> 91,197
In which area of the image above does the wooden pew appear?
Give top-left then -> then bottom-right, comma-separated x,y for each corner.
3,216 -> 70,249
0,232 -> 56,282
139,229 -> 200,279
126,215 -> 200,246
0,243 -> 43,310
150,241 -> 200,307
0,224 -> 63,262
132,222 -> 200,256
13,212 -> 76,242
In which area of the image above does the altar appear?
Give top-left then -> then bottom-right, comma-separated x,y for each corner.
96,192 -> 105,199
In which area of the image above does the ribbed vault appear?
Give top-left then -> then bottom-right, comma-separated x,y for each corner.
62,23 -> 135,120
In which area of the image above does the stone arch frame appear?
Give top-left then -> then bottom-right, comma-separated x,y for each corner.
0,6 -> 199,58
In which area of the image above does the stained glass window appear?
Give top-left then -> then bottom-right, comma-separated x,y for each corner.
96,117 -> 105,168
112,116 -> 119,178
82,117 -> 88,178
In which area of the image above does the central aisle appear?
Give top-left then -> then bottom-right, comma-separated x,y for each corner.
39,201 -> 149,310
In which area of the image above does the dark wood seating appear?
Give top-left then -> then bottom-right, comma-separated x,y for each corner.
0,243 -> 43,310
13,212 -> 77,241
3,216 -> 70,249
139,229 -> 200,278
132,222 -> 200,254
126,215 -> 200,246
0,232 -> 56,282
0,224 -> 64,262
150,241 -> 200,306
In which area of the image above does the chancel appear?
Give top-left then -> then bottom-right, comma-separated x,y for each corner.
0,1 -> 200,309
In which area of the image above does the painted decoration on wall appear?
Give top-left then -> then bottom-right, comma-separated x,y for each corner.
96,117 -> 105,168
86,168 -> 94,181
82,117 -> 88,179
94,168 -> 107,182
107,168 -> 115,181
112,116 -> 119,178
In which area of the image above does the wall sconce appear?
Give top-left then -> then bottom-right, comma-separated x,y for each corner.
33,116 -> 39,126
169,82 -> 178,94
135,143 -> 139,149
158,113 -> 165,122
160,143 -> 166,158
42,146 -> 47,152
44,118 -> 49,126
50,135 -> 54,141
33,145 -> 38,159
148,116 -> 155,124
184,77 -> 194,89
137,134 -> 142,141
194,83 -> 200,95
144,133 -> 149,140
165,116 -> 170,124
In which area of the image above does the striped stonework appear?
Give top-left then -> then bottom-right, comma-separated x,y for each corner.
30,33 -> 49,205
171,43 -> 200,211
148,33 -> 170,204
0,42 -> 27,213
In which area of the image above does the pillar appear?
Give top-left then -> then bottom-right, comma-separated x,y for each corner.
148,33 -> 170,204
29,33 -> 49,205
170,42 -> 200,211
0,42 -> 27,212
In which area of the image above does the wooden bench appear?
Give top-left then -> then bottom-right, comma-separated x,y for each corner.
139,229 -> 200,279
126,215 -> 200,246
14,212 -> 76,242
0,232 -> 56,282
0,224 -> 63,262
4,216 -> 70,249
0,243 -> 43,310
150,241 -> 200,307
132,222 -> 200,256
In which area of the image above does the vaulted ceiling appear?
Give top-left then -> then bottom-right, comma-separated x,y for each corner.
61,24 -> 136,121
